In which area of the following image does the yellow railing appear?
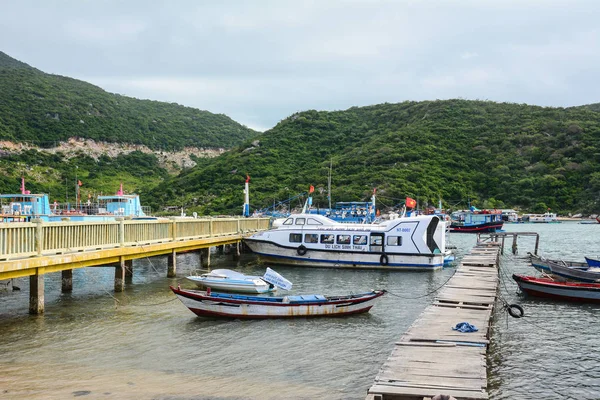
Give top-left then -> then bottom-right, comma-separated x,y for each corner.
0,217 -> 271,260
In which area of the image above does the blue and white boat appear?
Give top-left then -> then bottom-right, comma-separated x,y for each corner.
185,268 -> 292,294
449,207 -> 504,233
244,213 -> 447,271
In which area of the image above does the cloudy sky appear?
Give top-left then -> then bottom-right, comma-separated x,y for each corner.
1,0 -> 599,131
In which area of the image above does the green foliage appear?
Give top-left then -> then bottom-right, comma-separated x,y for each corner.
0,51 -> 257,150
150,100 -> 600,215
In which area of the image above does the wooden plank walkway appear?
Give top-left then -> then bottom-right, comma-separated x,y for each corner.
366,241 -> 501,400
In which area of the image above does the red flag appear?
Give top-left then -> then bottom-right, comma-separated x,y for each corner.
78,180 -> 83,186
246,174 -> 250,183
406,197 -> 416,208
309,185 -> 314,194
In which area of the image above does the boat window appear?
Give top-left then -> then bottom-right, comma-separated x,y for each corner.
370,235 -> 383,246
304,234 -> 319,243
353,235 -> 367,245
337,235 -> 351,244
307,218 -> 323,225
289,233 -> 302,243
387,236 -> 402,246
283,218 -> 293,225
320,234 -> 334,244
295,218 -> 306,225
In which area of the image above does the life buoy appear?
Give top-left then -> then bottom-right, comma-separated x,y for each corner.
297,245 -> 307,256
507,304 -> 524,318
380,254 -> 389,266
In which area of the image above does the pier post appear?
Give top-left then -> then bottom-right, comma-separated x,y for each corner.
534,234 -> 540,255
124,260 -> 133,284
167,249 -> 177,278
232,242 -> 240,261
200,247 -> 211,269
501,236 -> 505,255
115,257 -> 126,292
512,235 -> 518,254
61,269 -> 73,292
29,273 -> 44,314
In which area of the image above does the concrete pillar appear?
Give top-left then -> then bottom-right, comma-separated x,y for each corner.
117,218 -> 125,247
124,259 -> 133,284
115,257 -> 126,292
61,269 -> 73,292
232,242 -> 240,261
200,247 -> 211,269
34,218 -> 44,256
167,249 -> 177,278
29,273 -> 44,314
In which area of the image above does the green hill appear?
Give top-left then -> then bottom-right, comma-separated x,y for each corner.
150,100 -> 600,215
0,51 -> 257,150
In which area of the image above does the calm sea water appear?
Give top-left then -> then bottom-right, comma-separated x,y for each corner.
0,222 -> 598,399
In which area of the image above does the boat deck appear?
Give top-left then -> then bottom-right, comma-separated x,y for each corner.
366,242 -> 500,400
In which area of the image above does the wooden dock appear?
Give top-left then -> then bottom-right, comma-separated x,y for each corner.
366,241 -> 501,400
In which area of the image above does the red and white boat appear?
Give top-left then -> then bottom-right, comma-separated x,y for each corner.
513,274 -> 600,303
170,286 -> 386,318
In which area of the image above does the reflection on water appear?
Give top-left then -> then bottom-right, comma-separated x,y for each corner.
1,223 -> 599,399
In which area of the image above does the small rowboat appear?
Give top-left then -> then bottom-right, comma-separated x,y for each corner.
513,274 -> 600,303
185,269 -> 275,294
529,253 -> 600,283
170,286 -> 386,319
185,267 -> 292,294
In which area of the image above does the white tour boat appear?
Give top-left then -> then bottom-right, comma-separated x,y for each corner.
244,213 -> 447,271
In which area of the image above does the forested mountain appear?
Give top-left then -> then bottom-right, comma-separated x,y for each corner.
149,100 -> 600,215
0,51 -> 257,150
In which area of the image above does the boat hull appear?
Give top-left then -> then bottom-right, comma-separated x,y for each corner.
449,222 -> 503,233
170,286 -> 386,318
513,274 -> 600,303
244,240 -> 444,271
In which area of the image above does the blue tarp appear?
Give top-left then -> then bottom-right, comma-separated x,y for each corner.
452,322 -> 478,333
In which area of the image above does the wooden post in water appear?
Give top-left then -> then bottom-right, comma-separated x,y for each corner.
200,247 -> 211,269
124,260 -> 133,283
29,273 -> 44,314
232,242 -> 240,261
115,257 -> 126,292
501,236 -> 505,255
61,269 -> 73,292
512,234 -> 518,254
167,249 -> 177,278
534,234 -> 540,255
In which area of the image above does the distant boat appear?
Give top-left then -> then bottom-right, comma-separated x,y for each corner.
185,267 -> 291,294
0,180 -> 154,222
449,207 -> 504,233
170,286 -> 386,318
522,212 -> 560,223
513,274 -> 600,303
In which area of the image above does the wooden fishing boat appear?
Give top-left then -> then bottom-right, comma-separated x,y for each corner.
513,274 -> 600,303
529,253 -> 600,283
170,286 -> 386,318
449,208 -> 504,233
529,253 -> 588,274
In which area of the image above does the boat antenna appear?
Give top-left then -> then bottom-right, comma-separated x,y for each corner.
328,158 -> 332,210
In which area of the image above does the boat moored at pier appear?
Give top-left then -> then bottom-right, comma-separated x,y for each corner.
244,213 -> 446,271
449,207 -> 504,233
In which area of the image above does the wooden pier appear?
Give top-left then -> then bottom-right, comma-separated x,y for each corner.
0,217 -> 270,314
366,241 -> 502,400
